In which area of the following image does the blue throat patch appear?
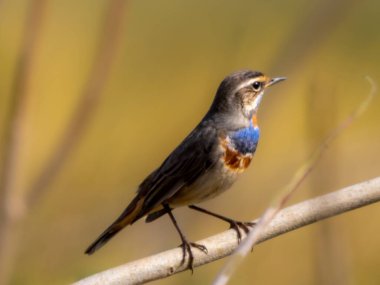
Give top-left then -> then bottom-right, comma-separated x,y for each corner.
229,122 -> 260,154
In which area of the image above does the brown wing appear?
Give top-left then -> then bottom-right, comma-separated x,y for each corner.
134,125 -> 217,220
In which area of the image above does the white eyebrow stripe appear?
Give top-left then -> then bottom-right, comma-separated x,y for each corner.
234,77 -> 265,93
239,78 -> 257,89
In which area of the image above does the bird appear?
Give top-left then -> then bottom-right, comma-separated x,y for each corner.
85,70 -> 285,270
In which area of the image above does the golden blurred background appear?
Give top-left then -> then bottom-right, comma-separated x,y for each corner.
0,0 -> 380,284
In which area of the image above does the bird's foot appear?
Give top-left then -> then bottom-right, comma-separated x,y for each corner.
229,220 -> 256,243
179,240 -> 208,273
187,205 -> 256,243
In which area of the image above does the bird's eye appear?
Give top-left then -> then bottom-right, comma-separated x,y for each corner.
252,81 -> 262,91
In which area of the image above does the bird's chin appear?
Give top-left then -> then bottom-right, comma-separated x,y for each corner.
244,92 -> 264,117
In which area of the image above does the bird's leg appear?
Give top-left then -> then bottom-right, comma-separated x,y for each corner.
163,204 -> 207,272
188,205 -> 255,243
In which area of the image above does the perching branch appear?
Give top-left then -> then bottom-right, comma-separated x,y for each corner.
72,177 -> 380,285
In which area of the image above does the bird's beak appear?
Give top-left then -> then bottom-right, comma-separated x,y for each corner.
266,77 -> 286,87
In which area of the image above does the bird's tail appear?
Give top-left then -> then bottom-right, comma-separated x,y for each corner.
85,196 -> 144,255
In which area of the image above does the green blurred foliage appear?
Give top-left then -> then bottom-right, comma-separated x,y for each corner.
0,0 -> 380,284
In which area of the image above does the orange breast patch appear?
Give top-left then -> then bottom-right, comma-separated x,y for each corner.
220,138 -> 252,171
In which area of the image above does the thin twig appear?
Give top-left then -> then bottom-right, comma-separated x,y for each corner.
26,0 -> 127,207
212,78 -> 376,285
0,2 -> 127,283
0,1 -> 47,284
307,78 -> 348,285
0,0 -> 47,225
72,177 -> 380,285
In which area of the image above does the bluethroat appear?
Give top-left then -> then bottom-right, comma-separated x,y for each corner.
85,70 -> 285,271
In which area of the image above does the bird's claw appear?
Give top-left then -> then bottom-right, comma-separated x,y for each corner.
229,221 -> 256,243
179,241 -> 208,273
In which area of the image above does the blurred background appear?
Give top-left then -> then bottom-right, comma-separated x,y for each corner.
0,0 -> 379,284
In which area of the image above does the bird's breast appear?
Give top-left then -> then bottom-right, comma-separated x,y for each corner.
228,123 -> 260,154
222,142 -> 253,171
220,138 -> 254,172
220,124 -> 259,171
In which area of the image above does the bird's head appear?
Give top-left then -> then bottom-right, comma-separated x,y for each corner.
208,70 -> 285,128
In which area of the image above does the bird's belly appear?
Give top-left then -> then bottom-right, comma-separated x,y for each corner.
168,161 -> 240,207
